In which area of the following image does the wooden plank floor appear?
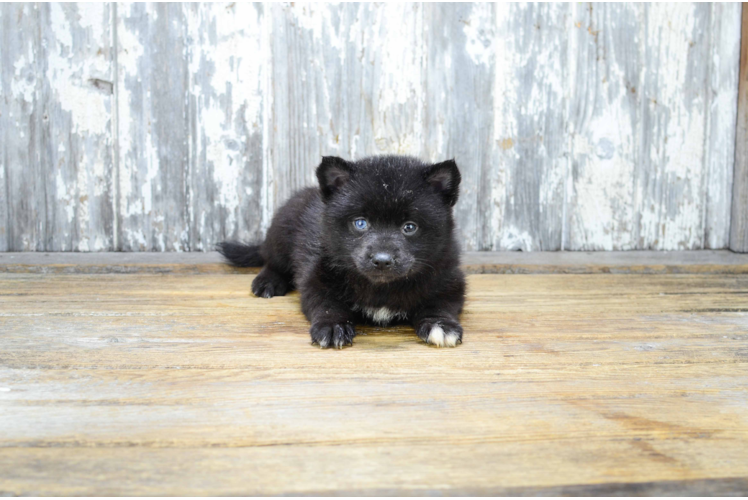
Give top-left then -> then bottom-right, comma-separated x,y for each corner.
1,268 -> 748,495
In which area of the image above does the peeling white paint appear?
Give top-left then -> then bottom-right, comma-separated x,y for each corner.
500,227 -> 535,252
115,6 -> 144,77
116,3 -> 157,250
571,98 -> 637,251
293,3 -> 345,56
703,3 -> 741,249
187,3 -> 264,242
260,6 -> 274,237
373,3 -> 424,157
462,4 -> 493,67
26,3 -> 114,251
638,3 -> 706,250
486,3 -> 515,249
12,55 -> 36,106
47,3 -> 110,136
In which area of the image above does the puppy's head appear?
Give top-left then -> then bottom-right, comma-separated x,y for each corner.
317,155 -> 460,283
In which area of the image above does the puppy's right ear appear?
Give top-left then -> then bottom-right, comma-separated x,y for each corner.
316,156 -> 352,201
424,159 -> 461,206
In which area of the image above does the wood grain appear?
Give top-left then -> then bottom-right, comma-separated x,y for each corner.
568,3 -> 742,251
732,4 -> 748,252
0,3 -> 45,252
706,3 -> 743,249
186,3 -> 266,251
422,3 -> 496,250
42,3 -> 116,252
1,3 -> 116,252
490,3 -> 572,251
268,3 -> 426,210
1,270 -> 747,495
114,3 -> 190,251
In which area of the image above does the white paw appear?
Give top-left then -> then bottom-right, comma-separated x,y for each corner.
426,325 -> 460,347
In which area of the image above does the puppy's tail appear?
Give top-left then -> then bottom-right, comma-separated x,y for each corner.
216,241 -> 265,267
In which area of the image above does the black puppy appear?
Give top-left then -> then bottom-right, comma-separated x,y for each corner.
218,155 -> 466,349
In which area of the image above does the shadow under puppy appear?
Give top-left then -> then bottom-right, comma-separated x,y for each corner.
218,155 -> 466,349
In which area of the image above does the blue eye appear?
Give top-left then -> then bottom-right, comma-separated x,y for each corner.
353,218 -> 368,230
402,222 -> 418,235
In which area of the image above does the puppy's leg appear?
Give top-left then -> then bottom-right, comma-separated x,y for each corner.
251,266 -> 292,298
413,304 -> 463,348
250,205 -> 297,298
300,279 -> 356,349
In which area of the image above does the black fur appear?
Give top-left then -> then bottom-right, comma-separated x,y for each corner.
218,155 -> 466,349
215,242 -> 264,267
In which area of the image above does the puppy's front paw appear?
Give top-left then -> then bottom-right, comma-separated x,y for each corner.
251,270 -> 290,298
416,318 -> 462,347
310,321 -> 356,349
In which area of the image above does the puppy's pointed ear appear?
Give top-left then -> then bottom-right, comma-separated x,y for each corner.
424,159 -> 461,206
316,156 -> 353,201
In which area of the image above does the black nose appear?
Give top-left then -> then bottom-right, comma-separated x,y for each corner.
371,252 -> 393,270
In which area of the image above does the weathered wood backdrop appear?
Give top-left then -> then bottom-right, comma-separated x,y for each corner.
0,3 -> 743,252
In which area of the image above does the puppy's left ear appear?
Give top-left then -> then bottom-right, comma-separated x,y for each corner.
424,159 -> 461,206
316,156 -> 353,201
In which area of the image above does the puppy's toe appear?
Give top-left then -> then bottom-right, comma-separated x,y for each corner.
251,278 -> 272,298
251,273 -> 290,298
443,330 -> 461,347
417,319 -> 463,348
311,322 -> 355,349
332,324 -> 352,349
311,324 -> 333,348
426,325 -> 460,347
427,325 -> 445,346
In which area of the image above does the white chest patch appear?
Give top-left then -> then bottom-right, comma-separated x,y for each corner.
353,305 -> 408,325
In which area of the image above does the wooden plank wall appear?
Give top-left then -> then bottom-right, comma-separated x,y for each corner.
1,3 -> 115,251
731,5 -> 748,252
0,3 -> 743,252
